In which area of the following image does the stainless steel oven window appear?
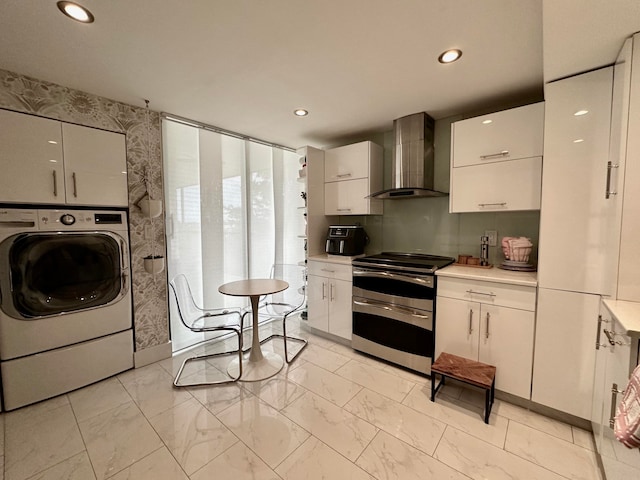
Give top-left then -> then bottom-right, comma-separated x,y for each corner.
2,232 -> 126,318
352,296 -> 434,357
352,267 -> 434,311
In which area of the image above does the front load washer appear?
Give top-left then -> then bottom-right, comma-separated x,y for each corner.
0,207 -> 134,410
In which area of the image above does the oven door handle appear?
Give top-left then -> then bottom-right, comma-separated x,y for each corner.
352,269 -> 434,288
353,298 -> 431,320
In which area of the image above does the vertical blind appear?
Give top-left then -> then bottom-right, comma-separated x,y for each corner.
162,119 -> 305,351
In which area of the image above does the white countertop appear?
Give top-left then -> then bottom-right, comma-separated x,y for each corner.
308,254 -> 362,265
602,299 -> 640,338
436,264 -> 538,287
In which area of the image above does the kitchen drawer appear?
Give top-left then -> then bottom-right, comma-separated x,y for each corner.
437,277 -> 536,311
308,260 -> 352,282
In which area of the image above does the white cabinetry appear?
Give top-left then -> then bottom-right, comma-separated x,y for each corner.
435,277 -> 535,399
591,301 -> 640,477
0,109 -> 128,207
0,109 -> 63,204
449,102 -> 544,213
324,141 -> 383,215
307,259 -> 352,340
537,68 -> 615,295
533,66 -> 618,420
61,123 -> 128,207
532,288 -> 601,419
616,33 -> 640,301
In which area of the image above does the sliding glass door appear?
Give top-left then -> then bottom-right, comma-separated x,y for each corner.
163,119 -> 304,351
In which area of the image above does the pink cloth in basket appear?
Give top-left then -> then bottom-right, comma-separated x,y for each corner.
614,363 -> 640,449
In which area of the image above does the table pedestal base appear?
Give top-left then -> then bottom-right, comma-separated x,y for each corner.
227,351 -> 284,382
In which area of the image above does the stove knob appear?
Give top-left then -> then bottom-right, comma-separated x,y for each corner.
60,214 -> 76,226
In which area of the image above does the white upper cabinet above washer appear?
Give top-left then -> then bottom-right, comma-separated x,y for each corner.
0,109 -> 128,207
451,102 -> 544,168
62,123 -> 128,207
0,109 -> 64,204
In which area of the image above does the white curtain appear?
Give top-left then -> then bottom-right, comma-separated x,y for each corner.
162,119 -> 305,351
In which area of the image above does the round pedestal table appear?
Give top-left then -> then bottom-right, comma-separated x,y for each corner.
218,279 -> 288,381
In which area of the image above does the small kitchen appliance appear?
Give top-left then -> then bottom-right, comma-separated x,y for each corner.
325,225 -> 368,256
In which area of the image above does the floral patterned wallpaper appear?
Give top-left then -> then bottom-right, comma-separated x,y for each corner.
0,68 -> 169,353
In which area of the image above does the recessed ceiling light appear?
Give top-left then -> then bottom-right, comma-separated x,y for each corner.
438,49 -> 462,64
482,119 -> 493,124
57,1 -> 94,23
574,110 -> 589,116
573,139 -> 585,143
294,109 -> 308,117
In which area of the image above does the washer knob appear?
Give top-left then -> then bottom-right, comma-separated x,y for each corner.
60,214 -> 76,225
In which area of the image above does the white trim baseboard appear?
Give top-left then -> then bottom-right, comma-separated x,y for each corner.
134,341 -> 172,368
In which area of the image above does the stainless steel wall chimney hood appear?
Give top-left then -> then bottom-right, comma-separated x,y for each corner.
370,112 -> 447,199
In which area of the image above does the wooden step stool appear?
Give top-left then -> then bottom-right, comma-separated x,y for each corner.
431,352 -> 496,424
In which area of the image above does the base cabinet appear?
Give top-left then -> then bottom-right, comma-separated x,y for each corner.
435,277 -> 535,399
307,260 -> 352,341
591,301 -> 640,478
532,288 -> 600,419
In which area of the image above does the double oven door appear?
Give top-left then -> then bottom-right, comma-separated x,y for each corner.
352,266 -> 435,374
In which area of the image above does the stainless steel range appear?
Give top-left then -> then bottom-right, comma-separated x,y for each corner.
351,252 -> 455,375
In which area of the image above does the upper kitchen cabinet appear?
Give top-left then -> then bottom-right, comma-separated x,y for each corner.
537,67 -> 614,295
449,102 -> 544,213
61,123 -> 128,207
0,109 -> 128,207
0,109 -> 64,204
324,141 -> 383,215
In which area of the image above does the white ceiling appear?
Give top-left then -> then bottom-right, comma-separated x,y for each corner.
0,1 -> 638,149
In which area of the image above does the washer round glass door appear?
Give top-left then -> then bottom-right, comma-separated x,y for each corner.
3,232 -> 125,318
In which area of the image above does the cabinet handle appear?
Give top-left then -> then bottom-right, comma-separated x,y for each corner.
321,268 -> 335,273
337,208 -> 352,212
322,281 -> 326,300
605,161 -> 619,199
485,312 -> 490,339
466,289 -> 496,297
609,383 -> 625,428
480,150 -> 510,160
468,309 -> 473,335
336,173 -> 352,178
477,202 -> 507,208
72,172 -> 78,198
52,170 -> 58,197
595,315 -> 603,350
330,282 -> 334,301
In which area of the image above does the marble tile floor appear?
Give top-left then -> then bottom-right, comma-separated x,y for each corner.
0,317 -> 606,480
